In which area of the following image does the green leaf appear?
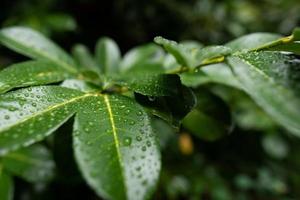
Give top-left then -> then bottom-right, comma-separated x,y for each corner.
0,166 -> 13,200
73,94 -> 161,200
227,51 -> 300,135
180,63 -> 241,88
269,43 -> 300,55
155,37 -> 231,70
61,79 -> 100,92
0,26 -> 77,73
115,73 -> 181,97
154,37 -> 191,67
0,61 -> 72,94
266,28 -> 300,55
192,45 -> 232,68
182,89 -> 232,141
135,86 -> 196,127
292,27 -> 300,40
2,144 -> 55,182
0,86 -> 90,155
95,37 -> 121,74
120,44 -> 163,72
225,33 -> 281,52
72,44 -> 99,73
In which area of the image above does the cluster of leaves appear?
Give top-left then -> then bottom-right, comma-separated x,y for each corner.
0,26 -> 300,200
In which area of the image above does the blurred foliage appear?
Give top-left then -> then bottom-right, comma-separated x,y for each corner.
0,0 -> 300,199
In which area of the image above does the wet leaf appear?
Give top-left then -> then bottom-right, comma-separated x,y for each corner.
0,61 -> 72,94
2,144 -> 55,182
73,94 -> 160,200
154,37 -> 192,67
155,36 -> 231,70
226,33 -> 281,52
227,51 -> 300,135
0,26 -> 77,73
116,73 -> 181,97
61,79 -> 100,92
0,86 -> 89,155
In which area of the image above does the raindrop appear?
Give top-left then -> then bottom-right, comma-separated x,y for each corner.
4,115 -> 10,120
146,141 -> 151,147
136,166 -> 141,171
141,146 -> 147,151
136,136 -> 142,142
8,107 -> 17,111
123,137 -> 132,146
88,122 -> 94,126
148,96 -> 156,101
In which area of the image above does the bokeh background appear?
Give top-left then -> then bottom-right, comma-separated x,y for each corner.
1,0 -> 300,199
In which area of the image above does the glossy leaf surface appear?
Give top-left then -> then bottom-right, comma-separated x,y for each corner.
0,86 -> 88,155
116,73 -> 181,97
73,94 -> 160,200
155,36 -> 231,70
0,26 -> 77,73
2,144 -> 55,182
225,33 -> 281,52
0,61 -> 72,94
227,51 -> 300,135
154,37 -> 192,67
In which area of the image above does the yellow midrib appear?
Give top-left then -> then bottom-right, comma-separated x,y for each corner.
103,95 -> 127,198
0,93 -> 95,133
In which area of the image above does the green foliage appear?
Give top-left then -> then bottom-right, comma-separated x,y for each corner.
0,26 -> 300,200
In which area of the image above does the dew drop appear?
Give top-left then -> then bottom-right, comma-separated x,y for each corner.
148,96 -> 156,101
146,141 -> 151,147
8,107 -> 17,111
88,122 -> 94,126
136,136 -> 142,141
123,137 -> 132,146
